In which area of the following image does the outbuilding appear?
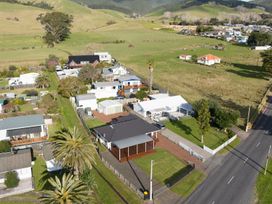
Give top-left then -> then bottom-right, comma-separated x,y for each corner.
98,100 -> 123,115
75,94 -> 97,110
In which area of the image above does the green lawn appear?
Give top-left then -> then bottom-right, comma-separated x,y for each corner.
0,192 -> 40,204
32,155 -> 47,191
134,148 -> 187,185
171,169 -> 205,198
256,159 -> 272,204
218,137 -> 241,155
85,118 -> 105,129
0,78 -> 8,87
165,117 -> 229,149
19,103 -> 34,112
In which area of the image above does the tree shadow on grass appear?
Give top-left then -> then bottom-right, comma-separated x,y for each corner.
226,63 -> 270,80
164,165 -> 194,187
39,168 -> 70,190
170,120 -> 201,142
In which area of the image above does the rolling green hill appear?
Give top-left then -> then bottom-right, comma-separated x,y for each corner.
149,3 -> 266,21
70,0 -> 270,15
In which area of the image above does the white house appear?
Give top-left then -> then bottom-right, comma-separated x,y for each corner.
179,55 -> 192,61
9,72 -> 40,86
94,52 -> 112,63
0,149 -> 32,183
253,45 -> 272,51
117,75 -> 142,95
133,95 -> 193,119
0,114 -> 48,147
98,100 -> 123,115
197,54 -> 221,66
149,93 -> 169,100
75,94 -> 97,110
102,64 -> 128,81
42,143 -> 62,172
56,68 -> 81,80
88,81 -> 121,99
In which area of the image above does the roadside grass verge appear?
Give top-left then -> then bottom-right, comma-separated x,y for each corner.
256,159 -> 272,204
218,137 -> 241,155
165,117 -> 229,149
171,169 -> 205,198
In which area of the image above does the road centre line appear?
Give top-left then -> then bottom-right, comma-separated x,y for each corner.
227,176 -> 235,184
256,142 -> 261,148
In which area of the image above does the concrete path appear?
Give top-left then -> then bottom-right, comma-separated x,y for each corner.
0,178 -> 33,198
161,129 -> 212,161
231,126 -> 251,140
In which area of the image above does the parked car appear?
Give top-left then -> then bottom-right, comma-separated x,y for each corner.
154,122 -> 165,129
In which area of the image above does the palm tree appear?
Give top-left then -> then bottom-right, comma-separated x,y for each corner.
36,75 -> 50,89
50,127 -> 96,177
40,173 -> 91,204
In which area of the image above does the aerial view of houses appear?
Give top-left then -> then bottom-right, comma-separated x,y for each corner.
0,0 -> 272,204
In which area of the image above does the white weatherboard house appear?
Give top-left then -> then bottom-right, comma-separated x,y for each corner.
102,64 -> 128,81
75,94 -> 97,110
94,52 -> 112,63
133,95 -> 193,118
98,100 -> 123,115
117,74 -> 142,95
0,114 -> 48,147
9,72 -> 40,86
42,143 -> 62,172
88,81 -> 121,99
0,149 -> 32,183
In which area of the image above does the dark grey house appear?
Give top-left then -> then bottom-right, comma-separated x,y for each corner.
93,115 -> 160,161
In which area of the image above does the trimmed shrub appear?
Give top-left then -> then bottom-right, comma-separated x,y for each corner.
22,89 -> 39,97
0,140 -> 11,153
4,171 -> 20,188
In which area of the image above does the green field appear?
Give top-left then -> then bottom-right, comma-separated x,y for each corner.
165,117 -> 229,149
0,0 -> 269,122
256,159 -> 272,204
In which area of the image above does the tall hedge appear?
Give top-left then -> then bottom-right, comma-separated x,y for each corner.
0,140 -> 11,153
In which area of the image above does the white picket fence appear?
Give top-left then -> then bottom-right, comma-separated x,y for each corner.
203,135 -> 237,155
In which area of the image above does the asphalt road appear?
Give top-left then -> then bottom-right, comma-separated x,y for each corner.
185,98 -> 272,204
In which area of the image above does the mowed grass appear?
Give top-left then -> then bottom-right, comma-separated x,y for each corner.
0,192 -> 40,204
256,159 -> 272,204
32,155 -> 47,191
134,148 -> 187,184
171,169 -> 205,198
85,118 -> 105,129
165,117 -> 229,149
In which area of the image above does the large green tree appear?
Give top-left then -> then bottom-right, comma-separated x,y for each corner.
78,65 -> 101,84
36,75 -> 50,89
261,50 -> 272,73
247,31 -> 272,46
50,127 -> 96,177
37,12 -> 73,47
196,100 -> 211,144
40,173 -> 91,204
58,77 -> 87,98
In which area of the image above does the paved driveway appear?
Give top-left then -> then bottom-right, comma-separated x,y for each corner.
0,178 -> 33,198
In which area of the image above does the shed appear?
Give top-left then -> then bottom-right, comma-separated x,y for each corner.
75,94 -> 97,110
98,100 -> 123,115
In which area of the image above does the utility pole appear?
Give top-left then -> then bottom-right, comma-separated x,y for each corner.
150,160 -> 153,201
246,106 -> 251,132
148,63 -> 153,94
265,145 -> 271,175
